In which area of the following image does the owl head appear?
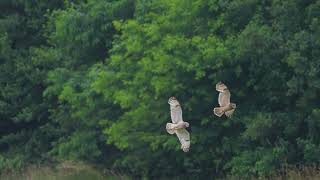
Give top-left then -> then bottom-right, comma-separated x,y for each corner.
168,97 -> 180,107
230,103 -> 236,109
216,82 -> 228,92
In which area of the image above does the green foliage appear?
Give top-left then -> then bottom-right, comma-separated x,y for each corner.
1,0 -> 320,179
0,0 -> 64,170
95,0 -> 320,178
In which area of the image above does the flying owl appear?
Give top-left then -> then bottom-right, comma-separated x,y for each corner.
166,97 -> 190,152
213,82 -> 236,118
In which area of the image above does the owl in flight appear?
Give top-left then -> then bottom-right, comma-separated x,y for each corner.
213,82 -> 236,118
166,97 -> 190,152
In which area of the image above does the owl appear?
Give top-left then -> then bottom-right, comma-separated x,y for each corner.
166,97 -> 190,152
213,82 -> 236,118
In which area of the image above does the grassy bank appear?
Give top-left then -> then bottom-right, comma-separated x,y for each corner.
225,165 -> 320,180
2,162 -> 320,180
0,162 -> 130,180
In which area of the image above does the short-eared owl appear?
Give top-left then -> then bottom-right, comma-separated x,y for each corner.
166,97 -> 190,152
213,82 -> 236,118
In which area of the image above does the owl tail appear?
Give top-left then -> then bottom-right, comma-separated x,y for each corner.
166,123 -> 175,134
213,107 -> 224,117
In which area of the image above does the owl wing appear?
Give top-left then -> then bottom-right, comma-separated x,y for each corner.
225,109 -> 235,118
213,107 -> 224,117
218,90 -> 231,107
176,128 -> 190,152
166,123 -> 175,134
170,105 -> 183,124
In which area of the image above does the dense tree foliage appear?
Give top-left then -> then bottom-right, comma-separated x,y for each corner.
1,0 -> 320,179
0,0 -> 64,169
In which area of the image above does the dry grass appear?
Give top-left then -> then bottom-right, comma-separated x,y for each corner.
2,163 -> 320,180
271,165 -> 320,180
226,165 -> 320,180
0,161 -> 130,180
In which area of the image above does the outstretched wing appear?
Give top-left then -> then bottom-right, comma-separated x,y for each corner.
218,90 -> 231,107
170,105 -> 183,124
176,128 -> 190,152
225,109 -> 235,118
166,123 -> 175,134
213,107 -> 224,117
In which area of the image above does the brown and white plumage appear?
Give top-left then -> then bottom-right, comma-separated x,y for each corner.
213,82 -> 236,118
166,97 -> 190,152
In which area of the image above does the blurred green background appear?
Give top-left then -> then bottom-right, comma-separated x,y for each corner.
0,0 -> 320,179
